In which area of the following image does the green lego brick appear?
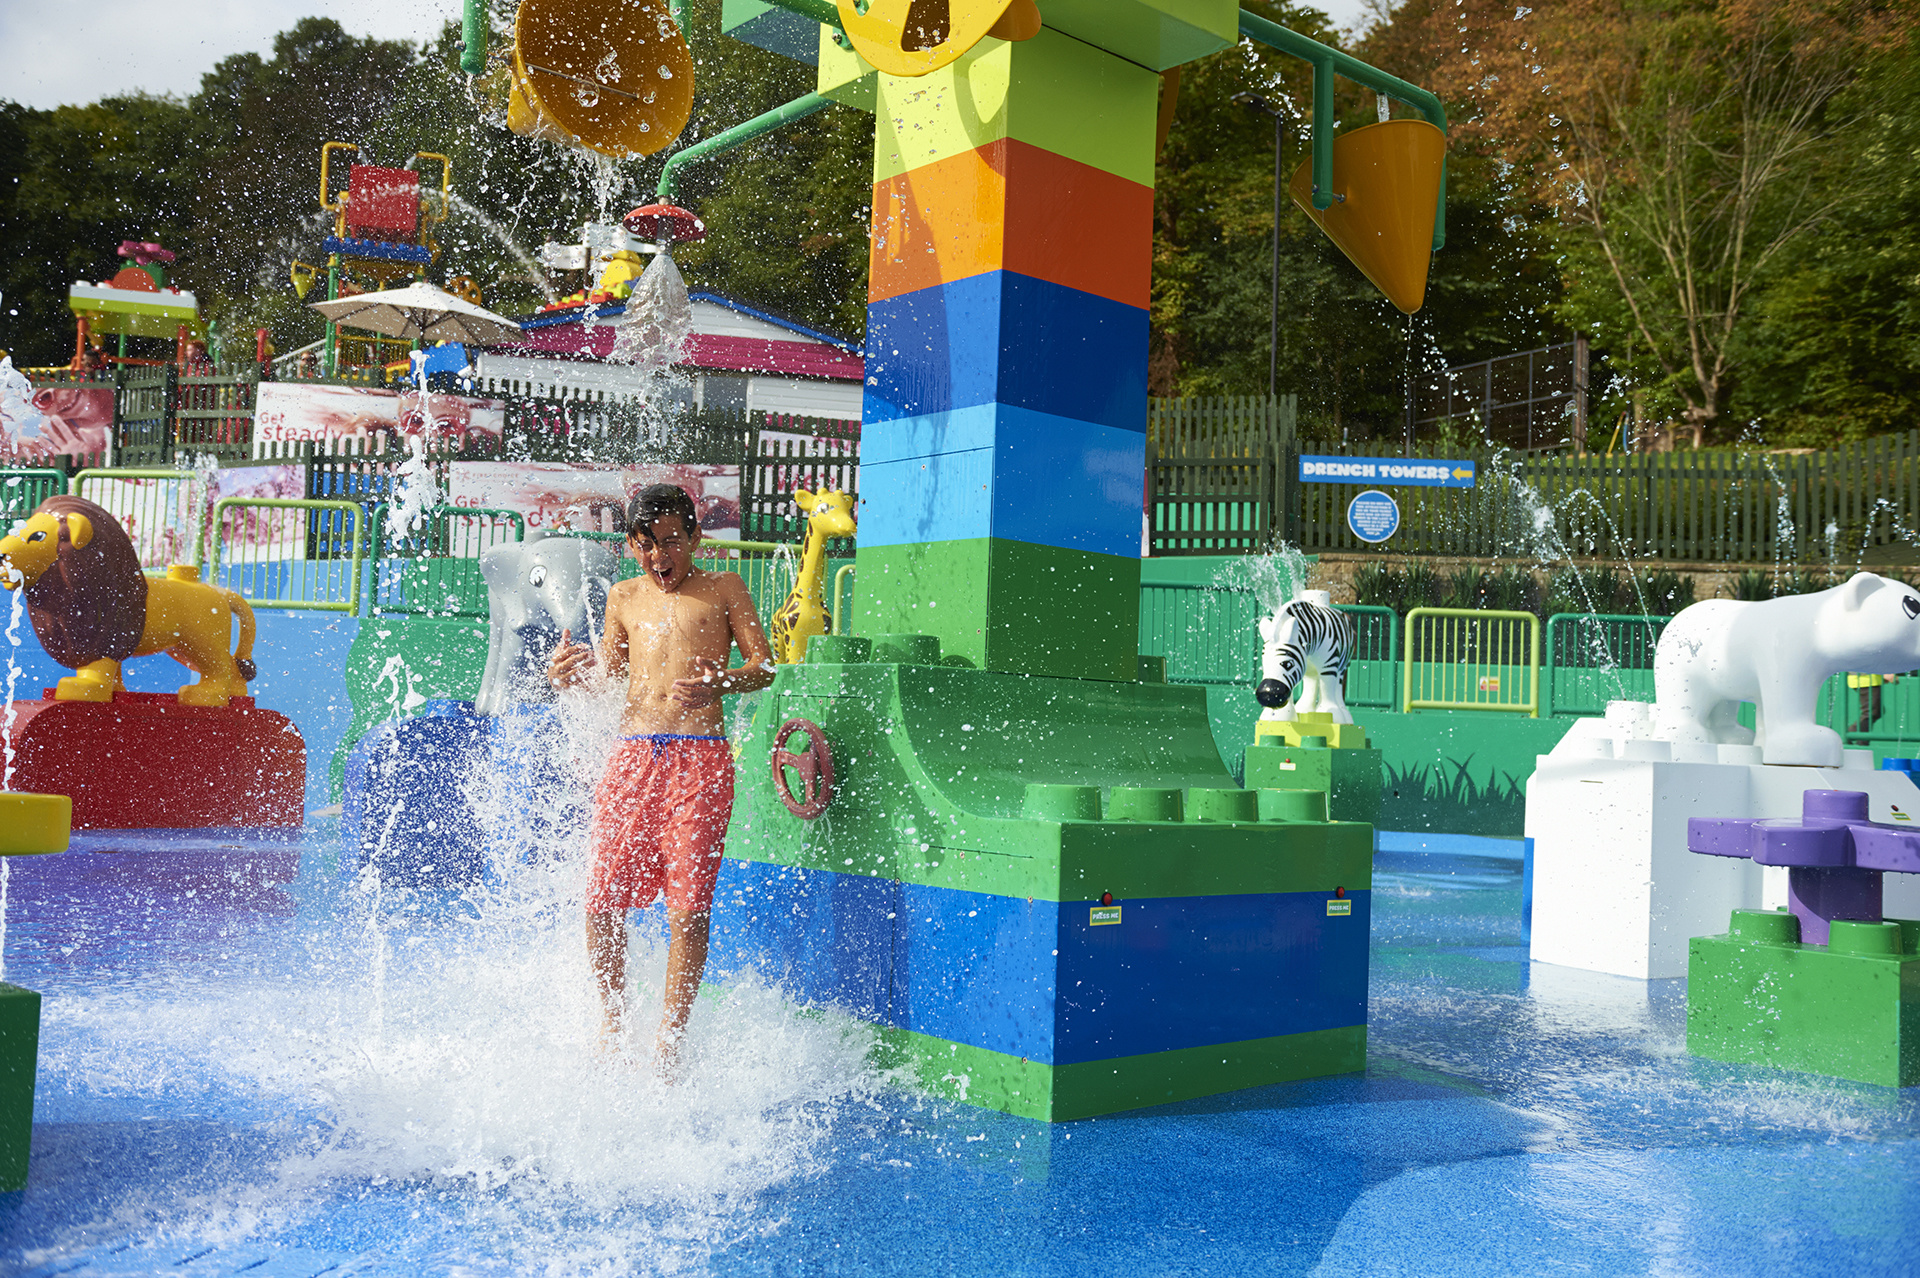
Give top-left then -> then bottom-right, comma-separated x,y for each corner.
1687,912 -> 1920,1087
732,662 -> 1374,901
853,538 -> 1137,681
873,28 -> 1158,186
817,25 -> 876,111
1244,743 -> 1383,826
333,615 -> 490,799
879,1023 -> 1366,1121
1041,0 -> 1240,71
0,984 -> 42,1191
721,0 -> 821,65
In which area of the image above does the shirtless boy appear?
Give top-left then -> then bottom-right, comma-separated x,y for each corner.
545,484 -> 774,1073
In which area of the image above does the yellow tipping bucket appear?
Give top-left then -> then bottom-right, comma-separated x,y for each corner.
507,0 -> 693,158
1289,119 -> 1446,315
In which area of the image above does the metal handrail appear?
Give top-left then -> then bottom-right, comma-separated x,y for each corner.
831,563 -> 855,635
209,498 -> 366,616
1403,607 -> 1540,717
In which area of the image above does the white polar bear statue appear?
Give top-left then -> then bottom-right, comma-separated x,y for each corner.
1652,571 -> 1920,766
1255,590 -> 1358,724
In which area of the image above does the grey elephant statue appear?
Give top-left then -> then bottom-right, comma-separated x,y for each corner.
475,532 -> 618,715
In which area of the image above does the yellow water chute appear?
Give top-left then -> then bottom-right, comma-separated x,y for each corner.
835,0 -> 1041,78
506,0 -> 693,158
1289,119 -> 1446,315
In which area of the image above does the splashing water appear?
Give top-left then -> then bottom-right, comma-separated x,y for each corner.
446,192 -> 558,304
607,252 -> 693,377
0,357 -> 47,445
3,584 -> 23,791
385,435 -> 439,550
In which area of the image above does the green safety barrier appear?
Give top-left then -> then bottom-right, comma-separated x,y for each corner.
1403,607 -> 1540,717
1544,612 -> 1668,718
209,498 -> 366,616
0,469 -> 67,524
370,503 -> 525,618
72,468 -> 212,570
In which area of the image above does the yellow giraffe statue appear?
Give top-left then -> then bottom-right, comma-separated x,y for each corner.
770,488 -> 856,664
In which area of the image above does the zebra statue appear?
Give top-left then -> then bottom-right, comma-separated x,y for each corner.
1256,591 -> 1357,724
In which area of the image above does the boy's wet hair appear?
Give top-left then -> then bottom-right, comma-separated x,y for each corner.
626,484 -> 700,541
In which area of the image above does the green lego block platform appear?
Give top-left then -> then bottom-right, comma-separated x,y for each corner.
0,983 -> 42,1191
1254,712 -> 1371,751
721,640 -> 1376,1119
1243,742 -> 1383,827
1688,910 -> 1920,1087
853,538 -> 1139,683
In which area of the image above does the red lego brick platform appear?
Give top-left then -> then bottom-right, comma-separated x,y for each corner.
2,692 -> 304,829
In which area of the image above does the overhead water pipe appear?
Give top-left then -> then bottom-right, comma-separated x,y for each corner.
1236,9 -> 1449,251
656,91 -> 834,204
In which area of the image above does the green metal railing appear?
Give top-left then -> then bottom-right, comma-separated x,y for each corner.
370,503 -> 526,617
832,563 -> 856,635
1544,612 -> 1669,718
1403,607 -> 1540,716
0,468 -> 68,523
209,498 -> 367,616
1336,605 -> 1399,710
73,467 -> 212,570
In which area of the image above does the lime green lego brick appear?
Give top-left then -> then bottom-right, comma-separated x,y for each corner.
854,539 -> 1137,681
1687,924 -> 1920,1087
817,26 -> 876,111
883,1023 -> 1366,1121
1040,0 -> 1240,71
873,28 -> 1158,186
0,984 -> 42,1192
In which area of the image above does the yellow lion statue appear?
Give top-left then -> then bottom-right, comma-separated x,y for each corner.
0,495 -> 257,707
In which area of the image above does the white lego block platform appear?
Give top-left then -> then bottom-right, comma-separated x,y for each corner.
1526,715 -> 1920,980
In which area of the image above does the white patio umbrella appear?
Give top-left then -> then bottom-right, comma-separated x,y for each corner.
307,280 -> 524,346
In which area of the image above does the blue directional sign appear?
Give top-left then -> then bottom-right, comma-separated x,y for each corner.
1347,489 -> 1400,544
1300,456 -> 1475,488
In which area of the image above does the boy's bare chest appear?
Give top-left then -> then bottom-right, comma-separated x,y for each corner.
619,589 -> 728,654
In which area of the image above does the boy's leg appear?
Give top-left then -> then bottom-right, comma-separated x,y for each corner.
586,909 -> 627,1040
655,906 -> 712,1073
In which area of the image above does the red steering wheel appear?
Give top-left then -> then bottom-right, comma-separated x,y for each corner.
772,717 -> 835,819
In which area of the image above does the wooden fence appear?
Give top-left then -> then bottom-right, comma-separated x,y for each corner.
1144,395 -> 1920,566
1147,395 -> 1296,556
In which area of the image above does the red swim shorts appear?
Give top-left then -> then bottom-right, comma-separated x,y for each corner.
584,734 -> 735,915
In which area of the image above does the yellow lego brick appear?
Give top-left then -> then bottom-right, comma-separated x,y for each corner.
1253,713 -> 1371,751
818,26 -> 877,112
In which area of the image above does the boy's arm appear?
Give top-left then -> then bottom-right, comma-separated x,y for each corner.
598,582 -> 630,678
720,573 -> 776,694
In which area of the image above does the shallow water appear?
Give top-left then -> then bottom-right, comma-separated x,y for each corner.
1,836 -> 1915,1277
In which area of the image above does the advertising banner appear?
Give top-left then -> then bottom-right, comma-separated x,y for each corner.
254,382 -> 505,452
449,462 -> 742,540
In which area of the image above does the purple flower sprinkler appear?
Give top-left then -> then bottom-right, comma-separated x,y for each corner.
1689,789 -> 1920,946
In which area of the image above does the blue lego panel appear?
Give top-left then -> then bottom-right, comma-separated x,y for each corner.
418,343 -> 469,376
857,410 -> 1146,557
865,272 -> 1148,432
322,236 -> 431,265
713,860 -> 897,1020
891,880 -> 1371,1064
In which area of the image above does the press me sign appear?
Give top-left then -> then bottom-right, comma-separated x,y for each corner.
1299,456 -> 1476,488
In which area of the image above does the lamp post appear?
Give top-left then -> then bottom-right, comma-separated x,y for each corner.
1231,92 -> 1284,400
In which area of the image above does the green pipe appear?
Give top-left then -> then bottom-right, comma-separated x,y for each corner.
461,0 -> 486,76
1238,9 -> 1448,251
657,91 -> 834,204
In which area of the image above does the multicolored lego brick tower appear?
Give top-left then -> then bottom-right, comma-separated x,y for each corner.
854,26 -> 1163,679
716,2 -> 1382,1122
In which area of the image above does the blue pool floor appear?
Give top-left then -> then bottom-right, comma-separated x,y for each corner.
0,830 -> 1915,1277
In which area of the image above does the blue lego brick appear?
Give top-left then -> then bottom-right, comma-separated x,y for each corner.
323,236 -> 431,265
716,862 -> 1370,1066
713,860 -> 896,1019
857,408 -> 1146,557
864,272 -> 1148,431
